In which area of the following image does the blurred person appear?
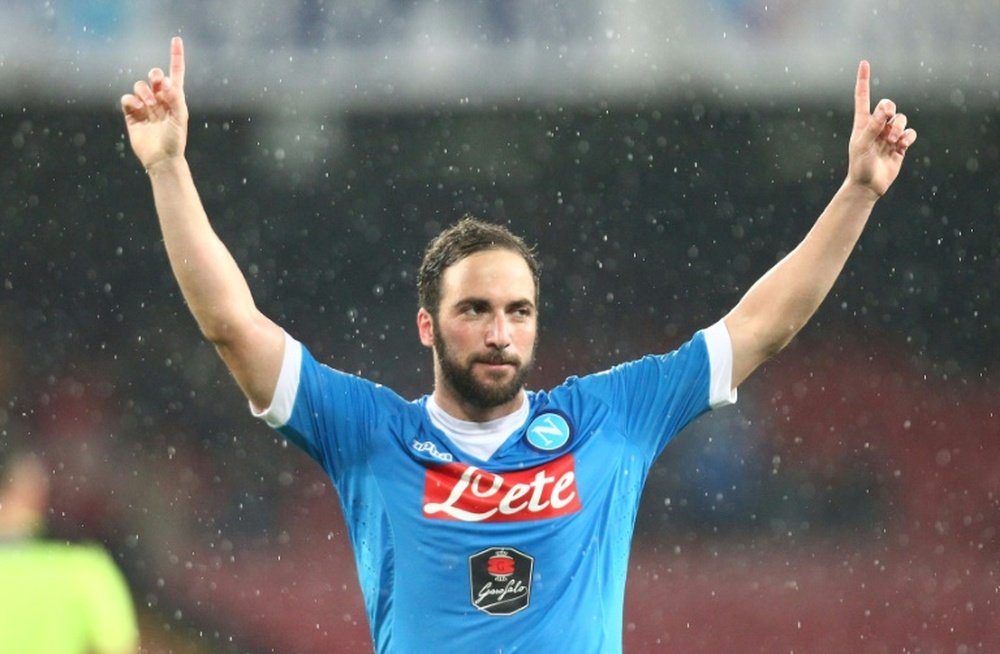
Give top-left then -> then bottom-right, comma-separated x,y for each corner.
0,449 -> 139,653
120,37 -> 916,653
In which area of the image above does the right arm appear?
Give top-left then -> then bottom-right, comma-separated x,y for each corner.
121,37 -> 284,410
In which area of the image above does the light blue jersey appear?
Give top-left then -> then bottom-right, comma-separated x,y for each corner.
257,323 -> 735,653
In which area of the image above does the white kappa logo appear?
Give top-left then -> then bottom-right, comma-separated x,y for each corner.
411,439 -> 454,462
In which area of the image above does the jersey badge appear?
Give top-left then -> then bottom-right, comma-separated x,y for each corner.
525,411 -> 573,452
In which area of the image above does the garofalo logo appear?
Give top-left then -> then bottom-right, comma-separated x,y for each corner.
469,547 -> 534,615
422,455 -> 581,522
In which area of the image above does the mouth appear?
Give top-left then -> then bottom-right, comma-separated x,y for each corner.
474,352 -> 519,366
475,360 -> 514,370
473,357 -> 518,376
477,362 -> 513,372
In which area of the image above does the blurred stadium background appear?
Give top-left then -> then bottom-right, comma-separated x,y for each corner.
1,1 -> 998,651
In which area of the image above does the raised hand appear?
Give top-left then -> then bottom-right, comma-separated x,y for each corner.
121,37 -> 188,171
847,60 -> 917,197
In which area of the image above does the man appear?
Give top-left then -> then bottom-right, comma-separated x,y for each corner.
121,37 -> 916,652
0,449 -> 139,654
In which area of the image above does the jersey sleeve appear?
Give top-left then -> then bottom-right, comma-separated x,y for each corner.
251,331 -> 380,477
579,320 -> 736,462
703,320 -> 738,409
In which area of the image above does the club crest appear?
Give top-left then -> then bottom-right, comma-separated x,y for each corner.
525,412 -> 573,452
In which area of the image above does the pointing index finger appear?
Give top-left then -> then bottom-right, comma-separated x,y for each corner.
170,36 -> 185,89
854,60 -> 871,130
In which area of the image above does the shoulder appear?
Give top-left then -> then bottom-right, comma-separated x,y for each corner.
15,541 -> 120,578
275,336 -> 413,418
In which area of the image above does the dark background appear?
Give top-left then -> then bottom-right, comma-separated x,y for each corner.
1,0 -> 999,645
1,99 -> 997,651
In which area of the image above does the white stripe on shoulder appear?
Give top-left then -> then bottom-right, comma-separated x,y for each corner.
703,320 -> 738,409
250,331 -> 303,428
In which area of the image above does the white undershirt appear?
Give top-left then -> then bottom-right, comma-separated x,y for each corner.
426,393 -> 530,462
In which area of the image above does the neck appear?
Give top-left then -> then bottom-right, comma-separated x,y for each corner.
431,387 -> 526,422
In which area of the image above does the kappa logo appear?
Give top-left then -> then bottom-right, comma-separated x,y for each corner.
411,439 -> 454,462
525,412 -> 573,452
469,547 -> 534,615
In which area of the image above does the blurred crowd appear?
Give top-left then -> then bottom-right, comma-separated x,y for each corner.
0,1 -> 997,647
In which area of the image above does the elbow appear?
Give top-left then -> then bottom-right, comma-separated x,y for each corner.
759,320 -> 806,360
769,323 -> 801,355
194,307 -> 259,347
737,299 -> 814,359
728,312 -> 802,364
198,321 -> 233,346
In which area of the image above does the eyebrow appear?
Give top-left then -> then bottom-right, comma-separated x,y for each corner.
506,299 -> 536,312
453,297 -> 535,312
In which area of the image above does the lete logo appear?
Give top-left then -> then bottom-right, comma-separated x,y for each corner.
423,454 -> 581,522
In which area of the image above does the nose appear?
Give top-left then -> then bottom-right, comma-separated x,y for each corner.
485,312 -> 511,349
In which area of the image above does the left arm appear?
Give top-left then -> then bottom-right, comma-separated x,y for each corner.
724,60 -> 917,387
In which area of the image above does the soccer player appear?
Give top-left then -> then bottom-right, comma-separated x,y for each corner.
0,449 -> 139,653
121,37 -> 916,652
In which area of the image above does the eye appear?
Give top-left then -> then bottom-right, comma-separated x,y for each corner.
460,301 -> 488,316
511,305 -> 534,320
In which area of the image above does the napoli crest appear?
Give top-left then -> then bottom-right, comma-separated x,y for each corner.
525,411 -> 573,452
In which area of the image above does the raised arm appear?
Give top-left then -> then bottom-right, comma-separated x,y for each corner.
723,60 -> 917,387
121,37 -> 284,410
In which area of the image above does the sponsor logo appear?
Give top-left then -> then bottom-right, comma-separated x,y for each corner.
525,412 -> 573,452
469,547 -> 534,615
411,439 -> 454,462
422,454 -> 581,522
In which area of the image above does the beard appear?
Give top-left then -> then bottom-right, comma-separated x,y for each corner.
434,327 -> 533,411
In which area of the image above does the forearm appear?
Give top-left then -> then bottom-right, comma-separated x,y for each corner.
146,157 -> 260,345
725,180 -> 879,383
123,38 -> 288,410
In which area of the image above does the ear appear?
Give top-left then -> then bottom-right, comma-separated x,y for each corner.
417,307 -> 435,348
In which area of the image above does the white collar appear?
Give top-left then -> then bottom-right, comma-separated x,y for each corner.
426,392 -> 529,461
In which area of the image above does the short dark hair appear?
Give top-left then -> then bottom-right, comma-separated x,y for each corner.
417,215 -> 540,315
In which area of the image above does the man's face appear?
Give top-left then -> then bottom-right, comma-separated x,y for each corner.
419,249 -> 537,416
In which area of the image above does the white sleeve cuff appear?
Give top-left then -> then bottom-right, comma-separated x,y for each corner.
703,320 -> 738,409
249,331 -> 303,428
